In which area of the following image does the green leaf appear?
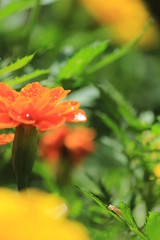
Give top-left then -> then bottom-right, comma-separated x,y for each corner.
77,187 -> 147,239
5,69 -> 49,87
120,202 -> 138,229
97,82 -> 146,130
120,202 -> 148,240
33,160 -> 57,193
145,212 -> 160,240
76,186 -> 123,223
0,0 -> 57,21
76,186 -> 107,210
87,19 -> 154,74
57,41 -> 108,80
96,111 -> 123,139
0,1 -> 29,21
0,54 -> 34,75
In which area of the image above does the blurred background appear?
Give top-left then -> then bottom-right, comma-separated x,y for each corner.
1,0 -> 160,239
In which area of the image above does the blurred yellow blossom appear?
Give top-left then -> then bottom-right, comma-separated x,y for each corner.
0,188 -> 90,240
142,131 -> 160,177
81,0 -> 159,48
154,164 -> 160,178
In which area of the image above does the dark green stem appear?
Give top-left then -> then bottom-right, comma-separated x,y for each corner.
56,156 -> 73,186
17,175 -> 29,191
12,125 -> 37,191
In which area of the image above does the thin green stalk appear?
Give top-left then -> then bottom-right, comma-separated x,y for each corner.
23,0 -> 41,53
25,0 -> 41,37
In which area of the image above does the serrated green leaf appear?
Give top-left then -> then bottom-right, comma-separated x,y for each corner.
87,19 -> 154,74
0,0 -> 57,21
77,187 -> 147,239
76,186 -> 123,223
120,202 -> 138,229
76,186 -> 107,210
0,54 -> 34,75
57,41 -> 108,80
5,69 -> 49,87
145,212 -> 160,240
120,202 -> 148,240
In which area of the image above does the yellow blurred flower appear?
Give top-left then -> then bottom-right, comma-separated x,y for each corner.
0,188 -> 90,240
154,164 -> 160,178
81,0 -> 159,48
142,131 -> 160,178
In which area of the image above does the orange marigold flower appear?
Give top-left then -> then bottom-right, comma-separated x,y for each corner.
0,82 -> 87,131
0,133 -> 14,145
39,125 -> 96,165
0,83 -> 19,129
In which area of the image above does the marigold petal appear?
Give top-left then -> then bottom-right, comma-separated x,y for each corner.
0,83 -> 18,99
35,117 -> 65,132
65,109 -> 87,122
50,87 -> 71,102
64,127 -> 96,152
19,82 -> 49,99
0,133 -> 14,145
0,113 -> 19,129
9,103 -> 36,125
48,101 -> 81,116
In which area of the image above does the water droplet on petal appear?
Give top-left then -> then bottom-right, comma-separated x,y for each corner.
74,113 -> 86,121
26,113 -> 32,120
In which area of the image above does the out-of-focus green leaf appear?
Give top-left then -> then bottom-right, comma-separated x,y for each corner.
57,41 -> 108,80
98,82 -> 147,130
145,212 -> 160,240
87,19 -> 154,74
89,223 -> 128,240
5,69 -> 49,87
0,0 -> 57,21
97,111 -> 124,139
151,123 -> 160,135
0,54 -> 34,75
33,160 -> 57,193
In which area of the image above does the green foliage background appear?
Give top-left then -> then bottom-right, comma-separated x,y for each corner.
1,0 -> 160,239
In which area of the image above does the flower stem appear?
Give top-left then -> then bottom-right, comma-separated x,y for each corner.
17,175 -> 29,191
56,157 -> 73,186
12,125 -> 37,191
